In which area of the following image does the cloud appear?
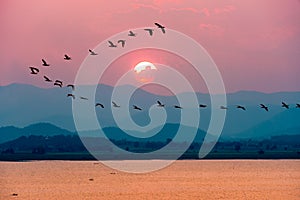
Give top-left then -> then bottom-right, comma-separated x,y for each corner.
199,23 -> 224,37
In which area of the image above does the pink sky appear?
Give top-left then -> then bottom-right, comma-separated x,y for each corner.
0,0 -> 299,92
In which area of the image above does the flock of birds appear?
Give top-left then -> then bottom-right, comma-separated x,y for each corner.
28,22 -> 300,112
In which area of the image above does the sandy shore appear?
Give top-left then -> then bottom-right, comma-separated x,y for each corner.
1,160 -> 299,200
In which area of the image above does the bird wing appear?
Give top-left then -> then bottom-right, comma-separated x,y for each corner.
112,101 -> 119,107
108,41 -> 115,46
161,28 -> 166,34
155,23 -> 163,28
42,59 -> 47,65
67,84 -> 75,90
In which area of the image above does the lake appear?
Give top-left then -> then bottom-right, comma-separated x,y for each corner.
1,160 -> 299,199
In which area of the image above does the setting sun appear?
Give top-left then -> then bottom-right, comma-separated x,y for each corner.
134,61 -> 157,83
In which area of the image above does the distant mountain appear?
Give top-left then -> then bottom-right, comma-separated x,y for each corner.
0,123 -> 74,143
234,109 -> 300,139
0,83 -> 299,137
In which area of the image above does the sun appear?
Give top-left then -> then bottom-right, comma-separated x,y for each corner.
134,61 -> 157,83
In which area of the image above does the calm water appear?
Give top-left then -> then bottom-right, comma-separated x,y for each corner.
1,160 -> 299,200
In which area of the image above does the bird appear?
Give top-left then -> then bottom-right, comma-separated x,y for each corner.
282,102 -> 289,109
96,103 -> 104,108
260,104 -> 269,112
220,106 -> 228,110
199,104 -> 207,108
108,41 -> 117,47
89,49 -> 98,55
67,84 -> 75,90
42,59 -> 50,66
80,97 -> 88,100
43,75 -> 52,82
144,28 -> 154,36
11,193 -> 18,196
54,80 -> 63,87
154,22 -> 166,34
174,105 -> 182,109
296,103 -> 300,108
133,105 -> 142,111
89,178 -> 94,181
67,94 -> 75,99
128,30 -> 136,37
118,40 -> 126,48
29,67 -> 39,74
236,105 -> 246,111
157,100 -> 165,107
64,54 -> 71,60
112,101 -> 120,108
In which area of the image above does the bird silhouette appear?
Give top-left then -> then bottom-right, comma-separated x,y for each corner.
174,105 -> 182,109
157,100 -> 165,107
96,103 -> 104,108
133,105 -> 142,111
54,80 -> 63,87
260,104 -> 269,112
144,28 -> 154,36
112,101 -> 120,108
67,84 -> 75,90
67,94 -> 75,99
199,104 -> 207,108
220,106 -> 228,110
80,97 -> 88,100
282,102 -> 289,109
43,75 -> 52,82
118,40 -> 126,47
128,31 -> 136,37
296,103 -> 300,108
108,41 -> 117,47
89,49 -> 98,55
42,59 -> 50,66
154,22 -> 166,34
29,67 -> 39,74
236,105 -> 246,111
64,54 -> 71,60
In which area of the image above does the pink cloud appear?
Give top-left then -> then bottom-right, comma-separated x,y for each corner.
199,23 -> 224,37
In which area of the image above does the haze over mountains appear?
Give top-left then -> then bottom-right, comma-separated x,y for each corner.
0,83 -> 299,143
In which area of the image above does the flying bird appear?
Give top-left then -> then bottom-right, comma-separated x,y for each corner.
236,105 -> 246,111
220,106 -> 228,110
154,22 -> 166,34
133,105 -> 142,111
29,67 -> 39,75
96,103 -> 104,108
54,80 -> 63,87
174,105 -> 182,109
128,31 -> 136,37
108,41 -> 117,48
282,102 -> 289,109
42,59 -> 50,66
199,104 -> 207,108
260,104 -> 269,112
67,84 -> 75,90
144,28 -> 154,36
296,103 -> 300,108
89,49 -> 98,55
80,97 -> 88,100
112,101 -> 120,108
64,54 -> 71,60
157,100 -> 165,107
43,75 -> 52,82
67,94 -> 75,99
118,40 -> 126,48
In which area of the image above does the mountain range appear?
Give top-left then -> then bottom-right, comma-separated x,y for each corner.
0,83 -> 299,143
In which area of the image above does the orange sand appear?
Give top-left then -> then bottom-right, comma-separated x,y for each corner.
1,160 -> 299,200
